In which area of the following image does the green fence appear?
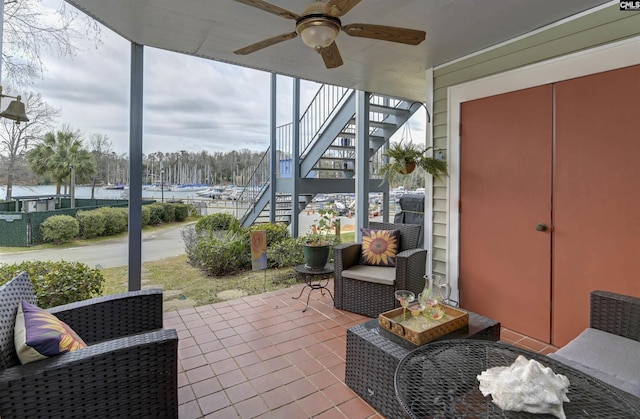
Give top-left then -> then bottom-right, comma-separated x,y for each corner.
0,213 -> 29,247
0,201 -> 15,212
0,199 -> 155,247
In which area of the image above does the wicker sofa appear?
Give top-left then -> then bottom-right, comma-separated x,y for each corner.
0,272 -> 179,418
549,290 -> 640,397
334,222 -> 426,318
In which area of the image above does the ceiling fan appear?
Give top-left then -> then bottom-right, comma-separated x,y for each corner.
233,0 -> 426,69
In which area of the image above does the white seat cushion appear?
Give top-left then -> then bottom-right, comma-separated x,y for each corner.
341,265 -> 395,286
548,328 -> 640,397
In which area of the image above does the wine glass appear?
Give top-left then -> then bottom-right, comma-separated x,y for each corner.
395,290 -> 415,322
407,300 -> 427,328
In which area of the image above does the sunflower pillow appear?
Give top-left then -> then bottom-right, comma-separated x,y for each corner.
14,300 -> 87,365
360,228 -> 401,267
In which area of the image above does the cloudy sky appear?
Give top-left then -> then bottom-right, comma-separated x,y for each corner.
23,1 -> 423,156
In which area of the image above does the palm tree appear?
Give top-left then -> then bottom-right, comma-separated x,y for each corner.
27,128 -> 96,194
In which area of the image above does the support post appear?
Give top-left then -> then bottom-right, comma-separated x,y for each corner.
355,91 -> 370,242
128,42 -> 144,291
269,73 -> 277,223
291,78 -> 301,237
424,68 -> 435,273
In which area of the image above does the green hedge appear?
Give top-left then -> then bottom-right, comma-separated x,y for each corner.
0,260 -> 104,308
174,204 -> 189,221
41,215 -> 80,243
76,209 -> 107,238
2,201 -> 191,248
147,204 -> 164,225
95,207 -> 128,235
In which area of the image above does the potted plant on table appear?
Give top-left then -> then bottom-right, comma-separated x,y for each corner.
378,141 -> 448,185
299,208 -> 339,270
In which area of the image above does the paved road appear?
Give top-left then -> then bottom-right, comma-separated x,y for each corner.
0,223 -> 192,269
0,213 -> 370,270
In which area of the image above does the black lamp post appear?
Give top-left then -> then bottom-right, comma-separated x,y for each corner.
69,165 -> 76,209
160,168 -> 164,203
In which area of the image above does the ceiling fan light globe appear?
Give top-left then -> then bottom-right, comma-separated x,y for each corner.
297,20 -> 339,50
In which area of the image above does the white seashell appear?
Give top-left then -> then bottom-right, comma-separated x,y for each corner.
477,355 -> 570,419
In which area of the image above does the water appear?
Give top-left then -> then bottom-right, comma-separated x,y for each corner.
1,185 -> 206,202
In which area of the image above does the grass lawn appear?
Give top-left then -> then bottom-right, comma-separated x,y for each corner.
102,255 -> 305,311
100,227 -> 356,311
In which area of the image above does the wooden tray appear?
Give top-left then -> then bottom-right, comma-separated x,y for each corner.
378,305 -> 469,346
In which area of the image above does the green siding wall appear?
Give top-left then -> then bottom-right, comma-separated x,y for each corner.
431,5 -> 640,278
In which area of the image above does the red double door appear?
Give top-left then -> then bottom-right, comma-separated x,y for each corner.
459,65 -> 640,346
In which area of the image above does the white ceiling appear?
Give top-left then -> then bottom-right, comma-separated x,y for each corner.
66,0 -> 611,101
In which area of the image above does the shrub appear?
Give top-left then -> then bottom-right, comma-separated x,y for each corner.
182,225 -> 228,263
147,203 -> 164,225
192,231 -> 250,276
195,212 -> 238,233
141,205 -> 151,225
159,203 -> 176,223
181,224 -> 200,261
76,209 -> 106,238
0,260 -> 104,308
248,222 -> 291,247
173,203 -> 189,221
185,221 -> 298,273
268,237 -> 303,268
41,215 -> 79,243
95,207 -> 128,235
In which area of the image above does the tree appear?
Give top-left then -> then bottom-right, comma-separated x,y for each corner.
26,126 -> 95,194
0,92 -> 59,200
87,133 -> 112,199
2,0 -> 101,88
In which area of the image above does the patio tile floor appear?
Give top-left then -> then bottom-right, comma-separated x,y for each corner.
164,280 -> 557,418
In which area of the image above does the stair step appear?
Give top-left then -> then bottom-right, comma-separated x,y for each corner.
337,132 -> 385,142
319,157 -> 355,162
347,119 -> 397,130
369,103 -> 411,116
312,167 -> 354,172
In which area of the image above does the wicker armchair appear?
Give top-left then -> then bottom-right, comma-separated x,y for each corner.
0,272 -> 179,418
334,222 -> 427,317
549,290 -> 640,397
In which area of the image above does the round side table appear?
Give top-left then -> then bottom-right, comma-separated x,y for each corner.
293,263 -> 334,312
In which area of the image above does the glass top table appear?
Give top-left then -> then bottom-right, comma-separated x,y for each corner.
394,339 -> 640,418
345,311 -> 500,419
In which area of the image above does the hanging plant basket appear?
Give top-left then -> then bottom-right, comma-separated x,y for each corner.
378,120 -> 448,185
400,159 -> 417,175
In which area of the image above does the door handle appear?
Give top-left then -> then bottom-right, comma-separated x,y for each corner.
535,223 -> 548,232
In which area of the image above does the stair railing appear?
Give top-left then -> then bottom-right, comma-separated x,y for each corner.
237,83 -> 349,222
237,87 -> 416,224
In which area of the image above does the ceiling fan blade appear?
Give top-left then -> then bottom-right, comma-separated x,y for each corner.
234,0 -> 299,20
343,24 -> 426,45
324,0 -> 361,17
320,42 -> 343,69
234,32 -> 298,55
